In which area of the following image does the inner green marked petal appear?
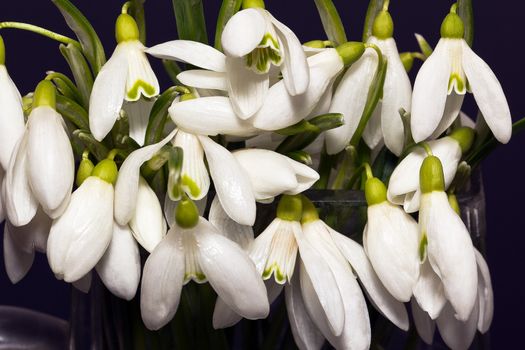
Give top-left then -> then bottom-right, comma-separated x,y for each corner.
181,174 -> 201,198
127,79 -> 156,101
419,234 -> 428,262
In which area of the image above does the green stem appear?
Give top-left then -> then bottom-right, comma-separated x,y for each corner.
382,0 -> 390,11
344,164 -> 365,190
364,162 -> 374,179
122,1 -> 132,14
0,22 -> 80,48
419,142 -> 433,156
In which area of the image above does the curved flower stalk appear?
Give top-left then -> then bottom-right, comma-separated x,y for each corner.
0,36 -> 25,171
417,156 -> 478,321
89,13 -> 159,144
140,198 -> 269,330
47,158 -> 117,284
233,149 -> 319,202
412,249 -> 493,349
362,175 -> 420,302
4,81 -> 74,225
326,10 -> 411,156
214,195 -> 409,349
3,209 -> 51,284
411,7 -> 511,143
387,127 -> 474,213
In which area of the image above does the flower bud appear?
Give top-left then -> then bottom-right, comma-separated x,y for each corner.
300,196 -> 319,224
175,198 -> 199,228
372,11 -> 394,39
76,157 -> 94,187
419,155 -> 445,194
92,159 -> 118,185
440,13 -> 464,39
116,13 -> 140,43
336,41 -> 366,67
448,127 -> 475,154
276,194 -> 302,222
303,40 -> 326,49
365,177 -> 387,206
33,80 -> 56,109
0,35 -> 5,66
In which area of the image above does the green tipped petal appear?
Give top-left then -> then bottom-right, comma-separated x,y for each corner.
277,194 -> 302,222
175,198 -> 199,229
372,11 -> 394,39
92,159 -> 118,185
440,13 -> 464,39
116,13 -> 140,43
336,41 -> 366,67
419,155 -> 445,194
365,177 -> 387,206
448,127 -> 475,154
33,80 -> 56,109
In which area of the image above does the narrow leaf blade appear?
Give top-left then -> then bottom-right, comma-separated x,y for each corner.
313,0 -> 347,45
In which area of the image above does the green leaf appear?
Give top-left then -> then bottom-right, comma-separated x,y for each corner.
457,0 -> 474,46
163,59 -> 182,85
46,72 -> 83,104
309,113 -> 344,131
276,130 -> 320,154
51,0 -> 106,74
276,120 -> 320,136
73,129 -> 109,161
313,0 -> 347,45
59,43 -> 94,109
362,0 -> 386,42
130,0 -> 147,44
350,52 -> 388,146
286,150 -> 312,165
145,87 -> 179,145
415,33 -> 433,58
56,94 -> 90,130
214,0 -> 242,51
172,0 -> 208,43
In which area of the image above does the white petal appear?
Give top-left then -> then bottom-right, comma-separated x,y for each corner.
169,96 -> 259,137
129,177 -> 167,253
362,103 -> 383,150
8,208 -> 51,254
474,249 -> 493,333
195,218 -> 269,320
72,272 -> 92,293
26,107 -> 74,216
413,258 -> 447,319
283,157 -> 320,194
226,57 -> 269,119
212,297 -> 243,329
123,41 -> 160,101
329,228 -> 409,331
364,203 -> 420,302
430,92 -> 465,139
140,227 -> 185,330
123,98 -> 155,146
96,223 -> 141,300
286,272 -> 325,350
3,222 -> 34,284
410,298 -> 435,345
252,48 -> 344,131
269,14 -> 309,95
177,70 -> 228,91
209,195 -> 254,250
420,192 -> 478,321
462,42 -> 512,143
436,301 -> 479,350
374,38 -> 412,156
114,129 -> 177,225
89,45 -> 128,141
47,177 -> 114,282
294,227 -> 345,336
307,82 -> 333,119
325,48 -> 378,154
4,133 -> 38,226
411,39 -> 451,143
173,130 -> 210,200
146,40 -> 226,72
0,66 -> 25,170
199,136 -> 256,226
221,8 -> 266,57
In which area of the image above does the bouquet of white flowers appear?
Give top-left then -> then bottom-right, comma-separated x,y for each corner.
0,0 -> 516,349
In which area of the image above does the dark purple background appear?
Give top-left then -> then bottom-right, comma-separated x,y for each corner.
0,0 -> 523,348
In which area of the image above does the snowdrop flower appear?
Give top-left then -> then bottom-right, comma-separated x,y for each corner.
89,13 -> 159,143
412,249 -> 493,349
417,155 -> 478,321
114,122 -> 256,227
3,209 -> 51,284
4,81 -> 74,225
326,10 -> 411,156
216,195 -> 409,349
411,7 -> 511,143
140,197 -> 269,330
0,36 -> 25,171
387,127 -> 474,213
362,174 -> 420,302
47,157 -> 118,283
233,149 -> 319,202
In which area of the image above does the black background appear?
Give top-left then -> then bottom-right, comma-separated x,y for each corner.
0,0 -> 523,348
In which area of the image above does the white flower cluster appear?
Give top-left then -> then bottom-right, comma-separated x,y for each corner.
0,1 -> 508,349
